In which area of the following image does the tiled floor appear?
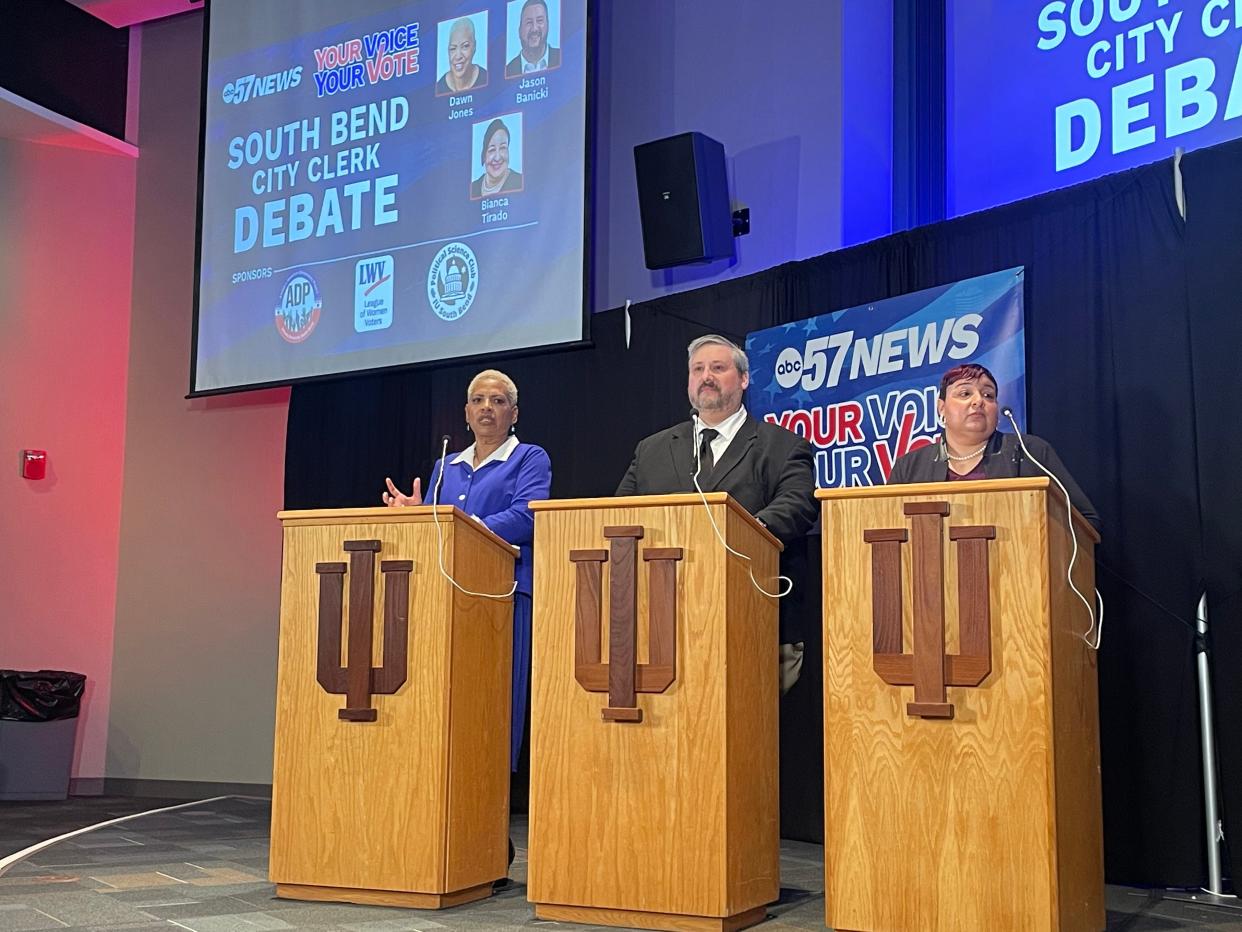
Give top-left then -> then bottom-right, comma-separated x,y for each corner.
0,797 -> 1238,931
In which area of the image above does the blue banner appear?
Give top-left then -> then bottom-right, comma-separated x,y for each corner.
745,267 -> 1027,487
947,1 -> 1242,217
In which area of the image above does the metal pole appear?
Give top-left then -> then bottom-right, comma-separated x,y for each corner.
1166,592 -> 1237,909
1196,592 -> 1226,896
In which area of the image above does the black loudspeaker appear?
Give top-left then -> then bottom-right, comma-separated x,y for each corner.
634,132 -> 734,270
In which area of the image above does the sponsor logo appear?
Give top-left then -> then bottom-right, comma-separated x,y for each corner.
275,270 -> 322,343
222,67 -> 303,105
355,255 -> 394,332
427,242 -> 478,321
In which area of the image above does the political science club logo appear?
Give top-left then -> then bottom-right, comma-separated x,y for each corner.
427,242 -> 478,321
275,270 -> 322,343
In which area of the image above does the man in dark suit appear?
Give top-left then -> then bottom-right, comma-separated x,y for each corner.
616,335 -> 817,691
505,0 -> 561,77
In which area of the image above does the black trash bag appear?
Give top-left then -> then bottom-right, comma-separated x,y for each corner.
0,670 -> 86,721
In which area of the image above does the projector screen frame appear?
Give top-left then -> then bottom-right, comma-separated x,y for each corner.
187,0 -> 597,399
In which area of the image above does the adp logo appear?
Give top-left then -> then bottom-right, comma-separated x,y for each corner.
275,270 -> 321,343
774,347 -> 804,389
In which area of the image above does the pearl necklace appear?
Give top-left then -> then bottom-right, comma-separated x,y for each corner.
944,440 -> 988,462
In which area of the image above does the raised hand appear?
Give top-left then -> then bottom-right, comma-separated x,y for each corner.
382,476 -> 423,507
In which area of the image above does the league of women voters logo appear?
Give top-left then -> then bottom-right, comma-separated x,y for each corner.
427,241 -> 479,321
275,270 -> 322,343
864,501 -> 995,720
315,540 -> 413,722
569,526 -> 683,723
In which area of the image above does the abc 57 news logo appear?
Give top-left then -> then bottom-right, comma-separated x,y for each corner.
773,346 -> 806,389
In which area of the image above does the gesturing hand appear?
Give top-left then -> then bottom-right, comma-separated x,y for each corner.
382,476 -> 423,507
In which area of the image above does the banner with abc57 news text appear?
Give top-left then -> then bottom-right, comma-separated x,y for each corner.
745,267 -> 1026,488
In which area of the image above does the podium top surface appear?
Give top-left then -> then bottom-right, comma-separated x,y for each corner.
529,492 -> 782,551
816,477 -> 1099,543
275,504 -> 519,555
815,476 -> 1049,500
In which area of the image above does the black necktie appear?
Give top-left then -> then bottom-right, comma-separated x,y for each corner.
698,428 -> 719,476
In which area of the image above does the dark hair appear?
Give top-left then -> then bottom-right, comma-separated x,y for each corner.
480,119 -> 510,164
521,0 -> 549,16
938,363 -> 998,399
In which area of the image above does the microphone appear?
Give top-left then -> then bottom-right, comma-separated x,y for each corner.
1000,407 -> 1102,648
431,434 -> 451,513
690,412 -> 703,478
1000,408 -> 1022,464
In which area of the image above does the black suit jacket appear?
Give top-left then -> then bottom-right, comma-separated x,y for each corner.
887,430 -> 1101,531
505,45 -> 561,78
616,414 -> 816,644
615,414 -> 816,544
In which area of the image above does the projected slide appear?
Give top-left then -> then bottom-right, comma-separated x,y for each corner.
947,0 -> 1242,216
193,0 -> 588,394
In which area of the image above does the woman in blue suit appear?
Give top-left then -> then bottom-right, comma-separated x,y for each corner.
383,369 -> 551,775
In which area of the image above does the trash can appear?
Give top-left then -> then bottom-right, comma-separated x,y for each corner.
0,670 -> 86,801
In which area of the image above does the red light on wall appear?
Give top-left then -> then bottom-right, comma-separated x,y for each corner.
21,450 -> 47,480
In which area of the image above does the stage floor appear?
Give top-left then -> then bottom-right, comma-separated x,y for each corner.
0,796 -> 1237,931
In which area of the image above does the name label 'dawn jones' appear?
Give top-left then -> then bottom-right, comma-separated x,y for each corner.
482,196 -> 509,224
516,75 -> 547,104
448,93 -> 473,120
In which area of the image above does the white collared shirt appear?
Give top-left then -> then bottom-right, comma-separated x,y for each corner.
521,49 -> 549,73
450,434 -> 520,470
694,406 -> 748,467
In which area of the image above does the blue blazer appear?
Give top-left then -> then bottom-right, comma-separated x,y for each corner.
427,441 -> 552,595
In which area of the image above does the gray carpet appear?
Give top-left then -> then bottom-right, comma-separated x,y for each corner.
0,797 -> 1237,930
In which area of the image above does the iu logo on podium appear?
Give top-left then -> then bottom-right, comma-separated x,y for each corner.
315,540 -> 413,722
864,502 -> 995,720
569,526 -> 683,723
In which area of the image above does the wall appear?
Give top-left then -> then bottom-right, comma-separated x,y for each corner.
592,0 -> 892,311
0,137 -> 136,781
105,11 -> 289,787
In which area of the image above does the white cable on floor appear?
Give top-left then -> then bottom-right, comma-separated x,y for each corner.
0,795 -> 236,878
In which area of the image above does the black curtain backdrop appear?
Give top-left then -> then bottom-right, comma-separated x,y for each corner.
1183,139 -> 1242,894
286,143 -> 1242,888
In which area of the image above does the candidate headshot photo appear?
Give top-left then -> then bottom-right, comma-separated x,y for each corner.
505,0 -> 561,78
470,114 -> 525,199
436,11 -> 489,96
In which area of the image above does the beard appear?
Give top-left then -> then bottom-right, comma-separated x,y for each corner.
692,385 -> 738,413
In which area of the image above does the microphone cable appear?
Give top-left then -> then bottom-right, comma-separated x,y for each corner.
690,416 -> 792,600
429,434 -> 518,601
1002,408 -> 1102,649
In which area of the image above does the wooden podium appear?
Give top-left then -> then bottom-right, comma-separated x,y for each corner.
527,493 -> 782,932
817,478 -> 1104,932
269,506 -> 516,909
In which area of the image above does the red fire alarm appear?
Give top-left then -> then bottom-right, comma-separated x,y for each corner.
22,450 -> 47,480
